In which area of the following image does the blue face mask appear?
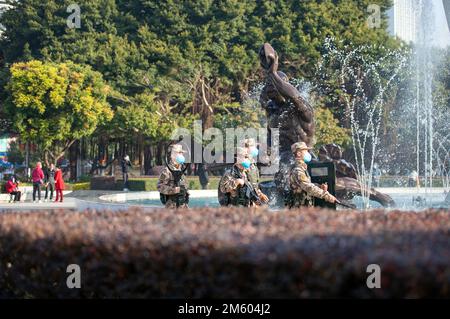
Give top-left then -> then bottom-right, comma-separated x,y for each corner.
241,159 -> 251,169
249,147 -> 259,158
303,152 -> 312,163
175,154 -> 185,164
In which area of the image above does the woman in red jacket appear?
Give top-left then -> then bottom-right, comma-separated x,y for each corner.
5,176 -> 21,202
54,167 -> 65,202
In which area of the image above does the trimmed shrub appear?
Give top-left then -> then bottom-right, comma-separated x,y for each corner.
114,177 -> 222,191
0,208 -> 448,298
378,176 -> 446,187
90,176 -> 116,190
115,179 -> 155,191
70,182 -> 90,191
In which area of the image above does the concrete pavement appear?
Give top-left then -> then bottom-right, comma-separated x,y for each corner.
0,198 -> 78,210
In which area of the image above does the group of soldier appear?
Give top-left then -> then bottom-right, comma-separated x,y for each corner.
157,139 -> 336,209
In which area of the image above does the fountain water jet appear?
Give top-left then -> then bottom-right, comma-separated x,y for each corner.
318,38 -> 408,209
414,0 -> 437,193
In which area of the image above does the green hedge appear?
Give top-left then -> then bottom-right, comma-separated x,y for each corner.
69,182 -> 91,191
113,176 -> 274,191
114,177 -> 221,191
378,176 -> 447,187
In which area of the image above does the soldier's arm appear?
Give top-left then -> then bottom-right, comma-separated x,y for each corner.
250,174 -> 260,191
219,173 -> 240,194
295,169 -> 332,200
254,165 -> 261,185
157,169 -> 180,195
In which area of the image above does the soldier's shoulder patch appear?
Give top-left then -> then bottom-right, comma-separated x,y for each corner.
291,167 -> 308,183
293,166 -> 306,174
292,166 -> 303,173
160,166 -> 168,174
299,171 -> 309,183
160,167 -> 172,177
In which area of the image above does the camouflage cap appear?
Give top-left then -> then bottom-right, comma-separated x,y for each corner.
241,138 -> 257,148
291,141 -> 312,153
170,144 -> 187,153
236,147 -> 248,158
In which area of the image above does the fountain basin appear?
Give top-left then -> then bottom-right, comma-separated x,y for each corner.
99,188 -> 449,210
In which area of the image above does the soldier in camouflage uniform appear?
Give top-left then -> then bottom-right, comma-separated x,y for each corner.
242,138 -> 269,203
218,147 -> 268,207
157,144 -> 189,208
287,142 -> 336,208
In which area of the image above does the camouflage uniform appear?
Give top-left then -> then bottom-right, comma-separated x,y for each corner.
218,165 -> 249,206
246,163 -> 258,188
242,138 -> 265,199
247,163 -> 267,200
288,159 -> 334,208
157,163 -> 189,208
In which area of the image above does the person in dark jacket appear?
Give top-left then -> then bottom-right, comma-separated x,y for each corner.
121,155 -> 132,191
197,163 -> 209,189
44,163 -> 56,202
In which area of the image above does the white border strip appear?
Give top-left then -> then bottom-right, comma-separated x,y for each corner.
99,190 -> 217,203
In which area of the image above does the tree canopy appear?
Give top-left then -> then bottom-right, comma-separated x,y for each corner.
0,0 -> 397,111
2,0 -> 446,173
5,60 -> 113,161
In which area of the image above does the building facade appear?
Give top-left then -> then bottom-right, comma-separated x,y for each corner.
387,0 -> 450,47
387,0 -> 418,43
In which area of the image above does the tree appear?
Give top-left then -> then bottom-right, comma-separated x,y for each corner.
314,106 -> 351,148
5,60 -> 113,163
5,140 -> 24,165
1,0 -> 398,111
0,0 -> 402,167
108,90 -> 197,172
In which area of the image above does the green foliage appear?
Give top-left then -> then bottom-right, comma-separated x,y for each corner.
113,93 -> 164,138
0,0 -> 404,160
5,60 -> 113,158
434,48 -> 450,109
0,0 -> 398,105
109,91 -> 197,143
70,182 -> 91,191
314,107 -> 351,148
113,177 -> 221,191
213,102 -> 265,130
6,141 -> 24,165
